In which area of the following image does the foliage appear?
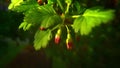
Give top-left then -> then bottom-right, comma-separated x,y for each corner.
8,0 -> 23,10
8,0 -> 115,50
34,30 -> 52,50
73,9 -> 114,35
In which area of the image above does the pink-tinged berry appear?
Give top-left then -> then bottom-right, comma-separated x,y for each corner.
66,33 -> 73,50
66,38 -> 73,50
39,27 -> 45,30
37,0 -> 43,5
54,29 -> 61,44
55,34 -> 60,44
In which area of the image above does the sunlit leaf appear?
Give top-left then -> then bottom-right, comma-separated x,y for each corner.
24,5 -> 62,28
23,8 -> 43,24
73,9 -> 115,35
14,0 -> 39,12
19,22 -> 32,31
8,0 -> 39,12
34,30 -> 52,50
41,14 -> 62,28
8,0 -> 23,10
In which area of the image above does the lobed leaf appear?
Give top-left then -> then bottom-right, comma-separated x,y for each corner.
8,0 -> 23,10
34,30 -> 52,50
24,5 -> 62,28
24,8 -> 44,24
73,9 -> 115,35
9,0 -> 39,12
16,1 -> 38,12
18,22 -> 32,31
41,14 -> 62,28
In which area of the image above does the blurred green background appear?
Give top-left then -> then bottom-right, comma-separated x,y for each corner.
0,0 -> 120,68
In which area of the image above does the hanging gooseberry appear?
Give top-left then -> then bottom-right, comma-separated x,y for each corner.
66,33 -> 73,50
54,29 -> 61,44
39,27 -> 46,30
37,0 -> 43,5
55,34 -> 61,44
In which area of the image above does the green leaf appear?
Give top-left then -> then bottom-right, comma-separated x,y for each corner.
9,0 -> 39,12
48,0 -> 56,4
39,5 -> 62,28
23,8 -> 43,24
19,22 -> 32,31
24,5 -> 62,28
41,14 -> 62,28
8,0 -> 23,10
34,30 -> 52,50
38,5 -> 56,14
73,9 -> 115,35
